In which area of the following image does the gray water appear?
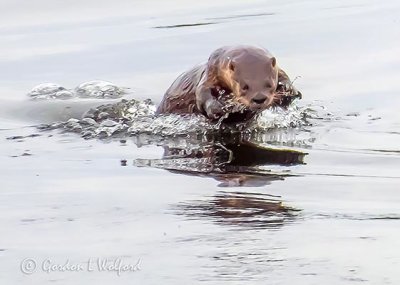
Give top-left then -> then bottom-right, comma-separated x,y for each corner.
1,0 -> 400,284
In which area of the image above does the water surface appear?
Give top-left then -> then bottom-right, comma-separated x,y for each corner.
0,0 -> 399,284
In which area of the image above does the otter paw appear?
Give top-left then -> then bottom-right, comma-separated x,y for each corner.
204,100 -> 225,120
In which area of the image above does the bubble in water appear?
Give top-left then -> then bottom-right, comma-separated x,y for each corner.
27,83 -> 75,100
75,80 -> 128,99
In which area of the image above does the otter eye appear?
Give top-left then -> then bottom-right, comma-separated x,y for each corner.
242,84 -> 249,91
265,83 -> 272,89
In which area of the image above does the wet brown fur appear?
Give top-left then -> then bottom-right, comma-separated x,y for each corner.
157,45 -> 301,121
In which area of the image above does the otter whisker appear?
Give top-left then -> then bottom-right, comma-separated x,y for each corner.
290,75 -> 302,87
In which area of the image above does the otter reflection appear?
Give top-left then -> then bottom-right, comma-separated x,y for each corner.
134,135 -> 305,227
134,135 -> 307,187
175,191 -> 300,229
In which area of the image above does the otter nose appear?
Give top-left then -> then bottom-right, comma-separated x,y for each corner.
251,95 -> 268,105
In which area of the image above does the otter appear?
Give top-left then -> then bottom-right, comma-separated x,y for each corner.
157,45 -> 301,122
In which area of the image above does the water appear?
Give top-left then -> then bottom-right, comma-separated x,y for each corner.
1,0 -> 400,284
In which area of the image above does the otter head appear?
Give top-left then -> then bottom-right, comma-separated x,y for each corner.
220,50 -> 278,112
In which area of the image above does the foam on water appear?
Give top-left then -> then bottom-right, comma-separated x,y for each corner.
37,98 -> 319,140
29,81 -> 333,142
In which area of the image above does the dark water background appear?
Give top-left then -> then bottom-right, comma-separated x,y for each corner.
0,0 -> 399,284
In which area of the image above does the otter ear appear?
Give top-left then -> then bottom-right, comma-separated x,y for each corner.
271,57 -> 276,68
